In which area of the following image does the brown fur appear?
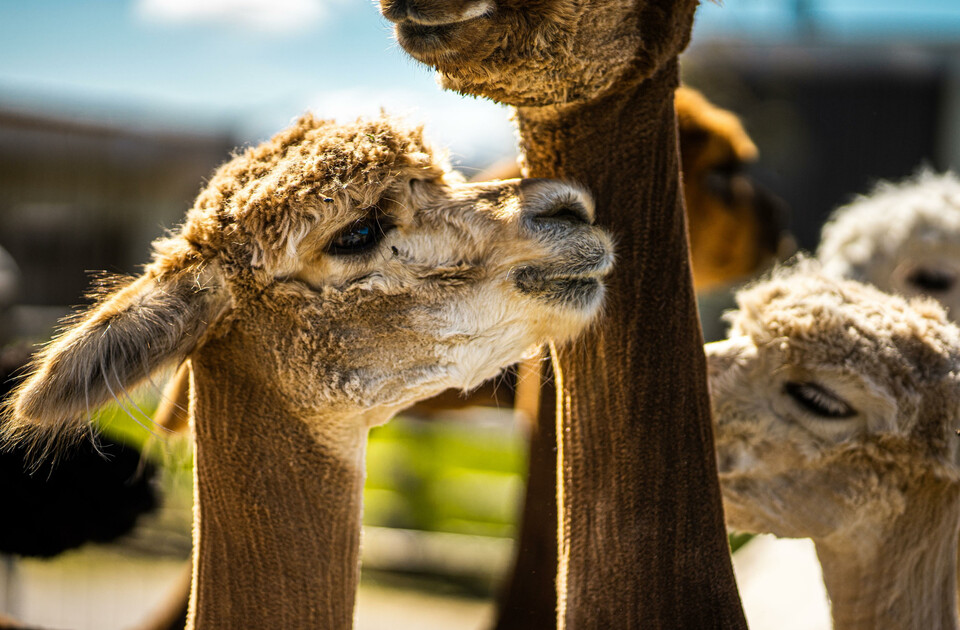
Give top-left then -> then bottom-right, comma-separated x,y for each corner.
709,264 -> 960,630
0,115 -> 613,629
676,86 -> 787,292
144,85 -> 784,629
381,0 -> 696,107
383,2 -> 748,628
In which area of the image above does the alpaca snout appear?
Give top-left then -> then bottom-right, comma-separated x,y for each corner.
519,179 -> 596,226
380,0 -> 493,26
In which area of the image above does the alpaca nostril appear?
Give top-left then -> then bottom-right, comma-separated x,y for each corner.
534,202 -> 591,226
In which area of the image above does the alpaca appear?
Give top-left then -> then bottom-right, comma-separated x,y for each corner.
382,2 -> 747,627
708,264 -> 960,630
444,85 -> 790,630
676,86 -> 788,292
0,114 -> 613,630
818,170 -> 960,319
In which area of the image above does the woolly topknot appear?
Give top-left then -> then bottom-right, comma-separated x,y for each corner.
155,113 -> 445,276
728,260 -> 960,443
817,169 -> 960,285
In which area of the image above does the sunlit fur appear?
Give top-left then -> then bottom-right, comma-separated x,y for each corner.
819,169 -> 960,320
708,262 -> 960,629
1,114 -> 612,460
379,0 -> 697,106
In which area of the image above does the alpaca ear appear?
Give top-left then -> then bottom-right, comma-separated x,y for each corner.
2,267 -> 227,452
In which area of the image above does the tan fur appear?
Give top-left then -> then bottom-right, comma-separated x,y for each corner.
160,85 -> 785,431
709,262 -> 960,630
0,114 -> 612,629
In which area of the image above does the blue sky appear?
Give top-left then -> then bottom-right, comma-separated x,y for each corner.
1,0 -> 958,166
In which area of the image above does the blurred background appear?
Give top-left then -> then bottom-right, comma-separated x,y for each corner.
0,1 -> 958,629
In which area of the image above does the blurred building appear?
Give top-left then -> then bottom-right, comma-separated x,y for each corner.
0,107 -> 232,339
685,0 -> 960,250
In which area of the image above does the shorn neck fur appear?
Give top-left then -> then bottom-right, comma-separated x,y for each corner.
515,62 -> 746,629
816,482 -> 960,630
188,334 -> 368,630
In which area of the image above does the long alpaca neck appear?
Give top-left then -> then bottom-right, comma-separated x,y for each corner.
816,487 -> 960,630
514,60 -> 745,629
187,338 -> 367,630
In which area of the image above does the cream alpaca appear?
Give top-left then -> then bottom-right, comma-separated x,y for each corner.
818,170 -> 960,318
1,114 -> 612,630
709,264 -> 960,630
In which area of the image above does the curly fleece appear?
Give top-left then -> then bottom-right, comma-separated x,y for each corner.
818,169 -> 960,284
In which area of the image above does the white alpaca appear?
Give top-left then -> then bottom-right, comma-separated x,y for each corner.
709,264 -> 960,630
818,169 -> 960,318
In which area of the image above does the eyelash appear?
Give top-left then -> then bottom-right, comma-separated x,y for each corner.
327,210 -> 396,257
784,381 -> 857,419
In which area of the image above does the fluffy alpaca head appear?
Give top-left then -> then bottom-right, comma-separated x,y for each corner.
818,170 -> 960,320
3,114 -> 613,455
379,0 -> 698,105
675,86 -> 789,291
707,262 -> 960,542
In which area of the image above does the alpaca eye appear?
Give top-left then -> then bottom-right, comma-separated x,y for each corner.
328,213 -> 394,256
784,381 -> 856,419
906,267 -> 956,293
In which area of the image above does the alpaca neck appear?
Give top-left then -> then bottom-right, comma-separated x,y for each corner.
815,486 -> 960,630
187,338 -> 368,630
514,61 -> 745,629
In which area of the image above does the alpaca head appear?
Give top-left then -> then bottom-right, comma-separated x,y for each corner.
3,114 -> 613,453
707,264 -> 960,543
818,170 -> 960,321
379,0 -> 698,105
675,86 -> 789,291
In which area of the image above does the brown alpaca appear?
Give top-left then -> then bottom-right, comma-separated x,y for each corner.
1,114 -> 613,629
381,2 -> 747,628
676,86 -> 787,292
709,266 -> 960,630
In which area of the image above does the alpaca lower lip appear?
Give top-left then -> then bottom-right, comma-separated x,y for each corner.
512,266 -> 607,310
396,16 -> 484,57
540,277 -> 604,310
397,22 -> 458,55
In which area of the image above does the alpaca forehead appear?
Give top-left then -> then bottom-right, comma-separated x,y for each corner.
735,277 -> 956,360
179,115 -> 446,256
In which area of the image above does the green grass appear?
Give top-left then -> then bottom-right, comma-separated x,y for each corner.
96,398 -> 752,552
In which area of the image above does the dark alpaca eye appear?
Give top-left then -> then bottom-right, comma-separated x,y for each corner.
327,213 -> 394,256
784,381 -> 856,419
906,267 -> 956,293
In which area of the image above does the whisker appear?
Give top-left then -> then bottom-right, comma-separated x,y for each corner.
141,356 -> 189,418
112,362 -> 173,436
99,354 -> 163,442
